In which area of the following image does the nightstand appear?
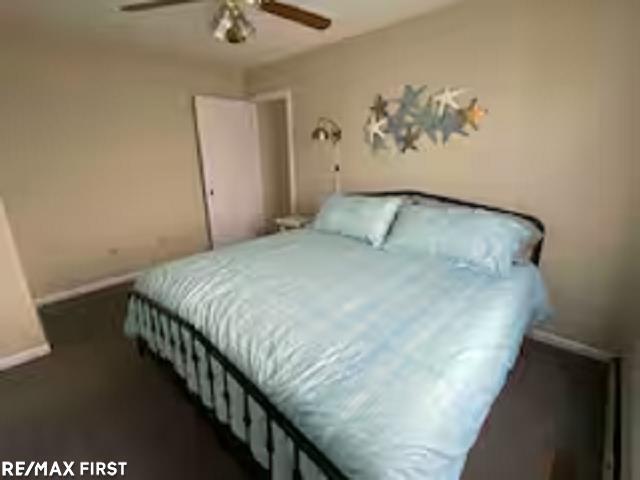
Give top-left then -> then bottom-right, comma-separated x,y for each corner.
274,214 -> 312,232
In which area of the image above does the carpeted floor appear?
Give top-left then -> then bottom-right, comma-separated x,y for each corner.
0,284 -> 609,480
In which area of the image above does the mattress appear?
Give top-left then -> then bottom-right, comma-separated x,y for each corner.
125,229 -> 550,479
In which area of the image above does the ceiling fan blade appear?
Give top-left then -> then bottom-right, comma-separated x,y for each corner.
260,1 -> 331,30
120,0 -> 201,12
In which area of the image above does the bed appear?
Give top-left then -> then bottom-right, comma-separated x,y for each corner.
124,191 -> 549,480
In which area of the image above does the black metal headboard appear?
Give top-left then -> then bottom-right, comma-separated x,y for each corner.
362,190 -> 545,265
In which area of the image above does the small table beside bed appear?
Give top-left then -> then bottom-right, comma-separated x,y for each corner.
124,190 -> 550,480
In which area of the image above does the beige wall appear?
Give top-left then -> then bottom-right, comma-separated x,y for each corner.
247,0 -> 640,350
0,198 -> 48,361
0,29 -> 244,298
257,99 -> 290,229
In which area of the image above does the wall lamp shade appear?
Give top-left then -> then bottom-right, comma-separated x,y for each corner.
311,117 -> 342,144
211,2 -> 256,44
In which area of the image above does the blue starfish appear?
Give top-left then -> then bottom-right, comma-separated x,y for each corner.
439,107 -> 468,144
411,101 -> 439,145
394,84 -> 427,117
386,111 -> 411,150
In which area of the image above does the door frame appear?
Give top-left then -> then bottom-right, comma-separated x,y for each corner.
251,89 -> 297,215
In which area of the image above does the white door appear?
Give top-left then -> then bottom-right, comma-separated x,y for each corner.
194,96 -> 264,248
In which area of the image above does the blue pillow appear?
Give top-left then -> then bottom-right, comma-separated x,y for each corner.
383,204 -> 537,276
313,194 -> 402,247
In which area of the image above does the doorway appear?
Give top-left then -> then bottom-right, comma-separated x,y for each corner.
253,90 -> 296,225
256,98 -> 291,228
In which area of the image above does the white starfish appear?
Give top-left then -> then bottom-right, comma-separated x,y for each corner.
432,87 -> 467,117
366,115 -> 388,144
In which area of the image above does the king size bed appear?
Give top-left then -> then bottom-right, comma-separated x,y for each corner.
124,191 -> 549,480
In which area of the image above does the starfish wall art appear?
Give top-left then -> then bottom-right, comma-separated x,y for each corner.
364,84 -> 488,154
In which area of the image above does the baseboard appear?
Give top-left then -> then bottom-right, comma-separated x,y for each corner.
529,327 -> 614,362
35,270 -> 140,306
0,343 -> 51,371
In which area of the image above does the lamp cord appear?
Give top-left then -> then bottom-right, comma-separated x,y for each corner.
333,145 -> 342,193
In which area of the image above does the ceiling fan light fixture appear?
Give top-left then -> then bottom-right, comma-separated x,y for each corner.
121,0 -> 332,45
211,1 -> 256,44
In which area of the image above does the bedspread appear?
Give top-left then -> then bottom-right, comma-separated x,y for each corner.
125,230 -> 549,479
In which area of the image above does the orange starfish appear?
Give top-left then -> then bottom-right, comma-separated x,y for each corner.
461,98 -> 487,130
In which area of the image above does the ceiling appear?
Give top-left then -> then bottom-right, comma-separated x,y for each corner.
0,0 -> 458,67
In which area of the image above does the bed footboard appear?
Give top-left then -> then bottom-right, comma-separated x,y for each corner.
127,291 -> 347,480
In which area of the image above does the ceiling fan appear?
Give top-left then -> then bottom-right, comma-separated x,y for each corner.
119,0 -> 332,44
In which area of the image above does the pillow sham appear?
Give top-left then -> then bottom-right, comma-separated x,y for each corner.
313,194 -> 402,247
383,204 -> 539,276
410,197 -> 542,247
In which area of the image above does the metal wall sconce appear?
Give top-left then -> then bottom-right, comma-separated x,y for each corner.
311,117 -> 342,145
311,117 -> 342,192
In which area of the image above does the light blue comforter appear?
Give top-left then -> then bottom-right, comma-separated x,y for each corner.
125,230 -> 549,479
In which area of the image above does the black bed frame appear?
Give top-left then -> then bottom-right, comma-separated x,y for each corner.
128,190 -> 546,479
